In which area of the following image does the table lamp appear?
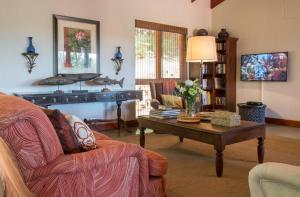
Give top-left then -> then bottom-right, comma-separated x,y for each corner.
186,36 -> 217,79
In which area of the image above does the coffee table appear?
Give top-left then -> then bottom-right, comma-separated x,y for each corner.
138,116 -> 266,177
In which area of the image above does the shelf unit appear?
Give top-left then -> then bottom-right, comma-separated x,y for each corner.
189,37 -> 238,112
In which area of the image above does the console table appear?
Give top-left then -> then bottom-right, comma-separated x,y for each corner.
14,90 -> 143,130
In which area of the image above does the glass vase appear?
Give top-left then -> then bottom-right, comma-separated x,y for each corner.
185,98 -> 196,117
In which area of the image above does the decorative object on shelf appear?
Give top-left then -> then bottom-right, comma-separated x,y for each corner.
91,76 -> 125,92
53,15 -> 100,75
111,46 -> 124,75
211,111 -> 241,127
22,52 -> 39,74
195,29 -> 208,36
174,79 -> 203,117
22,36 -> 39,74
61,73 -> 101,92
26,37 -> 36,53
38,75 -> 75,94
218,28 -> 229,40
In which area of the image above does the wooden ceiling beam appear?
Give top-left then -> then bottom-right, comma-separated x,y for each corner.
191,0 -> 225,9
211,0 -> 225,8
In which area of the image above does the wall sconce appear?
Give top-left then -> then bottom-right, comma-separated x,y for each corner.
111,46 -> 124,75
22,37 -> 39,74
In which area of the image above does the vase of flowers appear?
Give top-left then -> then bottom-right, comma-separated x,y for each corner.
175,79 -> 203,117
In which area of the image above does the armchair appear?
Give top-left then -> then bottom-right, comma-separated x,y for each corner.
249,162 -> 300,197
149,81 -> 182,109
0,94 -> 167,197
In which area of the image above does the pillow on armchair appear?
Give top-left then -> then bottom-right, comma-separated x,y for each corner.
161,94 -> 183,109
65,114 -> 97,151
42,108 -> 80,154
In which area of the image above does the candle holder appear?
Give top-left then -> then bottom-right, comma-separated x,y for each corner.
22,52 -> 39,74
111,46 -> 124,75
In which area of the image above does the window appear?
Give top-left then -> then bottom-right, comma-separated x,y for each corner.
135,20 -> 187,115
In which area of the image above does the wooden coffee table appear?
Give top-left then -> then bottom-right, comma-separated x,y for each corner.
138,116 -> 266,177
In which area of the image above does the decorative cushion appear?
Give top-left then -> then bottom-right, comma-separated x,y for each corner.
42,108 -> 80,154
144,149 -> 168,176
161,94 -> 183,109
65,115 -> 97,151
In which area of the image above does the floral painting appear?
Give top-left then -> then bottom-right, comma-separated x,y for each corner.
53,15 -> 100,75
64,27 -> 91,68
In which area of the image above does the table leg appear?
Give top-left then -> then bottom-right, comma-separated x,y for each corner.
258,137 -> 265,163
117,101 -> 122,136
215,149 -> 224,177
140,127 -> 145,148
179,136 -> 184,143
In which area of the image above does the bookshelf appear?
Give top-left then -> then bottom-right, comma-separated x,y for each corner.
189,37 -> 238,112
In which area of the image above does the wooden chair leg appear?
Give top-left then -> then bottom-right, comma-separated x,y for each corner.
179,136 -> 184,142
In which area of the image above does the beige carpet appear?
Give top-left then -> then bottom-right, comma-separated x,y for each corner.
105,131 -> 300,197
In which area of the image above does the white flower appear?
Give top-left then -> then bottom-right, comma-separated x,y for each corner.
179,87 -> 186,93
185,80 -> 194,87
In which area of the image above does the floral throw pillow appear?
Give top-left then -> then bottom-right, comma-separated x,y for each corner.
65,115 -> 97,151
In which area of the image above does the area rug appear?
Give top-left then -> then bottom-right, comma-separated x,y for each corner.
113,133 -> 300,197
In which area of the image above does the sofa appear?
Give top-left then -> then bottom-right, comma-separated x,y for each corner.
249,162 -> 300,197
0,94 -> 168,197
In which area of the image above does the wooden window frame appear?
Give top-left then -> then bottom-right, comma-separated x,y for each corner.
135,20 -> 187,85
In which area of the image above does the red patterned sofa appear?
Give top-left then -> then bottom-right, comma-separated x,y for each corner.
0,94 -> 167,197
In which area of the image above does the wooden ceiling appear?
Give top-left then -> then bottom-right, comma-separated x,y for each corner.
192,0 -> 225,9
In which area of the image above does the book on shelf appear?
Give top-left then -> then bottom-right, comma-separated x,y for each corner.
217,42 -> 226,51
216,64 -> 226,74
202,91 -> 211,106
214,78 -> 225,89
217,54 -> 226,62
201,64 -> 209,74
202,78 -> 212,90
215,97 -> 226,106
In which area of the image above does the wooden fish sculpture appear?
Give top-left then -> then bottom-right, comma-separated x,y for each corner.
38,76 -> 75,86
92,76 -> 124,88
60,73 -> 101,82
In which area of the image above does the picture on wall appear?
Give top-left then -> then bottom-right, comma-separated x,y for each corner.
53,15 -> 100,75
240,52 -> 288,81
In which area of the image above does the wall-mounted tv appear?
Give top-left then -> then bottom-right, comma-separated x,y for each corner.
241,52 -> 288,81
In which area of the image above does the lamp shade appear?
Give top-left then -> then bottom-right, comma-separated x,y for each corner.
186,36 -> 217,63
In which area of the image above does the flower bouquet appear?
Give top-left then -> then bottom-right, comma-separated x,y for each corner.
174,79 -> 203,118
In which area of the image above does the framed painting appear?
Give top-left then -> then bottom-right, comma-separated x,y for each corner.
53,15 -> 100,75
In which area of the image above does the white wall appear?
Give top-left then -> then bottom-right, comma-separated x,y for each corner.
212,0 -> 300,121
0,0 -> 211,120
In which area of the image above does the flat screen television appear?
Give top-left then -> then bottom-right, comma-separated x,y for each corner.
240,52 -> 288,81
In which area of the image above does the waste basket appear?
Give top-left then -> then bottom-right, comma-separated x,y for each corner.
237,102 -> 266,123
